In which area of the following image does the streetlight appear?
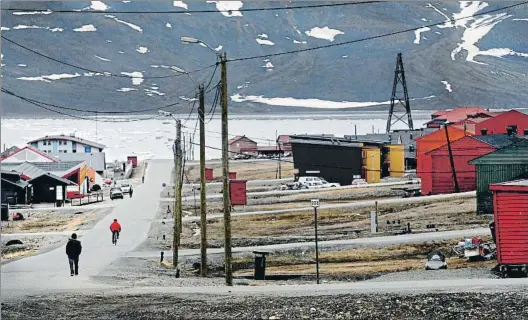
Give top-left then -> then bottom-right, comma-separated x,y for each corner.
181,35 -> 232,286
311,198 -> 321,284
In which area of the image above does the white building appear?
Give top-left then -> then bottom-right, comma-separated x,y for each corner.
27,133 -> 107,173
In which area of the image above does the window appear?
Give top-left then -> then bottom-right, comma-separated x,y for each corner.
73,150 -> 77,153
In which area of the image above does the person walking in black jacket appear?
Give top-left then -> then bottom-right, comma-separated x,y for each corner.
66,233 -> 82,276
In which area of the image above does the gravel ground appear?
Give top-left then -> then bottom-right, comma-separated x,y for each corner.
1,234 -> 67,262
3,291 -> 528,319
368,268 -> 500,282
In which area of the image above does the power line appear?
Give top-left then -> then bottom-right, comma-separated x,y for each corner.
2,2 -> 381,14
226,2 -> 528,62
1,35 -> 217,79
2,87 -> 186,114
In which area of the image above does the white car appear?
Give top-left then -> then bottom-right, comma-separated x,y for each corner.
119,182 -> 131,194
351,179 -> 368,186
298,176 -> 340,189
110,188 -> 124,200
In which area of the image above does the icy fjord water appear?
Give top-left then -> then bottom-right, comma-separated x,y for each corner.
1,112 -> 430,162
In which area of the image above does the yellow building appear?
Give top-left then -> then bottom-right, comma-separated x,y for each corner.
362,147 -> 381,183
386,145 -> 405,177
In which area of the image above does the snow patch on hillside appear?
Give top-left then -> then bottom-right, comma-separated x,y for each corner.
136,46 -> 149,54
18,64 -> 27,67
262,61 -> 274,70
256,38 -> 274,46
206,1 -> 243,17
441,81 -> 453,92
94,55 -> 111,61
305,26 -> 344,42
414,27 -> 430,44
88,1 -> 109,11
145,89 -> 166,96
173,1 -> 188,9
13,10 -> 52,15
121,71 -> 144,85
117,88 -> 137,92
74,24 -> 97,32
293,40 -> 307,44
215,45 -> 223,51
17,73 -> 81,82
166,23 -> 172,28
478,48 -> 528,58
258,33 -> 268,39
105,15 -> 143,32
12,25 -> 63,32
231,94 -> 435,109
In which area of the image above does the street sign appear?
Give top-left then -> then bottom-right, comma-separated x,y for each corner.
311,199 -> 320,208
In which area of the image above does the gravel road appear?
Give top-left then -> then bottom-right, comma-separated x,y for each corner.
3,291 -> 528,319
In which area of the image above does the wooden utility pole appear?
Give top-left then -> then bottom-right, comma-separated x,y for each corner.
220,52 -> 233,286
174,119 -> 183,272
444,124 -> 460,193
198,84 -> 208,277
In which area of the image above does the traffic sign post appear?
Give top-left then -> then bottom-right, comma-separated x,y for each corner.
311,199 -> 320,284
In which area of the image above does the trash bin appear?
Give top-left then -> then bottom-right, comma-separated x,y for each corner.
253,251 -> 270,280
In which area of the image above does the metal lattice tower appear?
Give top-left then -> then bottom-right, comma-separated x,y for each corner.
386,53 -> 414,133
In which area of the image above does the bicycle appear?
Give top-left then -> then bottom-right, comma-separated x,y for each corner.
112,230 -> 119,245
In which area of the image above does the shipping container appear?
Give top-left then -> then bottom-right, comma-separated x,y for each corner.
416,126 -> 468,195
205,168 -> 214,181
490,180 -> 528,277
386,145 -> 405,178
229,172 -> 237,180
362,147 -> 381,183
470,139 -> 528,214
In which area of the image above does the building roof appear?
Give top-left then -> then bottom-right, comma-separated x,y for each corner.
472,134 -> 527,149
277,135 -> 291,144
28,134 -> 106,149
9,161 -> 84,180
1,145 -> 58,163
469,139 -> 528,165
228,135 -> 256,145
1,146 -> 20,158
29,172 -> 75,185
290,135 -> 363,148
428,107 -> 493,123
493,179 -> 528,187
1,177 -> 29,189
54,152 -> 106,172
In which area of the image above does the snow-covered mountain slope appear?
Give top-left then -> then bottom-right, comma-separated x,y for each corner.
1,1 -> 528,116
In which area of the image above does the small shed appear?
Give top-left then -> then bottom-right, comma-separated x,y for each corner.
469,139 -> 528,214
205,168 -> 214,181
29,173 -> 74,203
229,179 -> 247,206
228,136 -> 257,154
490,180 -> 528,266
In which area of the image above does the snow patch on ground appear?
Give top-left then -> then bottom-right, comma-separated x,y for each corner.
12,25 -> 63,32
121,71 -> 144,85
206,1 -> 243,17
136,46 -> 149,54
231,94 -> 435,109
173,1 -> 188,9
94,55 -> 111,61
215,45 -> 223,51
166,23 -> 172,28
441,81 -> 453,92
414,27 -> 430,44
117,88 -> 138,92
305,26 -> 344,42
17,73 -> 81,83
74,24 -> 97,32
105,15 -> 143,32
13,10 -> 52,15
256,38 -> 274,46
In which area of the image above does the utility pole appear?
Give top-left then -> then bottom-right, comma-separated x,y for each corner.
277,131 -> 282,179
173,119 -> 183,273
198,84 -> 208,277
221,52 -> 233,286
444,124 -> 460,193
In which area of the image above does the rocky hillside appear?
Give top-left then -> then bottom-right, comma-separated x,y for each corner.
1,1 -> 528,116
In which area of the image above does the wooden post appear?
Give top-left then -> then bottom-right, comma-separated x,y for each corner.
444,124 -> 460,193
174,119 -> 182,274
199,84 -> 208,277
221,52 -> 233,286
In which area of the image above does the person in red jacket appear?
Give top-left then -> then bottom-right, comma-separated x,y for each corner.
110,219 -> 122,244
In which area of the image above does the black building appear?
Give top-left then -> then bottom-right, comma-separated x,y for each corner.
290,136 -> 363,186
1,171 -> 32,205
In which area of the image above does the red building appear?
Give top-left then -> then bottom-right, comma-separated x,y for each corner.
277,135 -> 292,151
416,126 -> 468,195
425,134 -> 520,194
475,110 -> 528,135
228,136 -> 257,154
489,180 -> 528,269
426,107 -> 493,128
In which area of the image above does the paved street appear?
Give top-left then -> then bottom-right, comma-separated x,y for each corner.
1,160 -> 173,296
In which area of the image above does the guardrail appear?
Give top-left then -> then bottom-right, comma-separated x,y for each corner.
71,193 -> 104,206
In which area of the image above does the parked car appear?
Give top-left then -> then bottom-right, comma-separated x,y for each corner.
110,188 -> 124,200
351,179 -> 368,186
298,176 -> 340,189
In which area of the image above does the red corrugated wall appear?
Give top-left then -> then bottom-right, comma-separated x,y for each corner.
492,188 -> 528,265
476,110 -> 528,134
429,136 -> 496,194
416,126 -> 468,195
